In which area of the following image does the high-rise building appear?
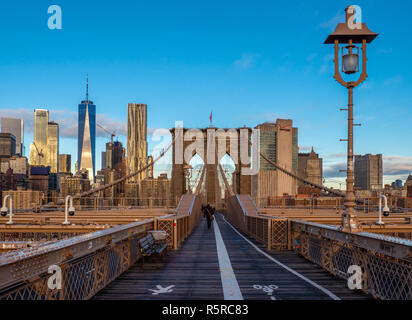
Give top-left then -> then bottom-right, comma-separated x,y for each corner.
59,154 -> 71,173
101,151 -> 106,169
297,147 -> 323,193
106,141 -> 123,171
59,169 -> 91,202
127,103 -> 147,183
140,173 -> 171,207
252,119 -> 298,204
1,156 -> 28,175
78,76 -> 96,182
30,109 -> 49,166
1,117 -> 24,156
147,155 -> 154,178
292,128 -> 298,172
354,154 -> 383,191
46,121 -> 59,173
0,133 -> 16,157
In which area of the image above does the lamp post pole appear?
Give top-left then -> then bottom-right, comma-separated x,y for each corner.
324,6 -> 378,232
345,84 -> 356,216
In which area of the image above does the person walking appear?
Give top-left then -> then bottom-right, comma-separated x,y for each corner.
202,204 -> 214,230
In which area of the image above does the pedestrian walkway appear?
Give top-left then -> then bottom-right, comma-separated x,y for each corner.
93,214 -> 370,300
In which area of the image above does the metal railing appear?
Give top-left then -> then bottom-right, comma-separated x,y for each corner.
225,195 -> 288,250
291,219 -> 412,300
0,193 -> 203,300
0,218 -> 156,300
156,194 -> 203,249
224,194 -> 412,299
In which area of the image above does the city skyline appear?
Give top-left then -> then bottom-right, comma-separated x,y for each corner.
1,2 -> 412,305
0,0 -> 411,188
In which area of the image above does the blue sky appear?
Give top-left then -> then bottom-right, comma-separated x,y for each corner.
0,0 -> 411,188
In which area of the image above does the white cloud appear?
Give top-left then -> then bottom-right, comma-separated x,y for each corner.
319,53 -> 334,74
384,75 -> 403,86
299,146 -> 312,152
318,11 -> 345,32
383,155 -> 412,176
306,53 -> 318,63
234,53 -> 260,71
323,155 -> 412,180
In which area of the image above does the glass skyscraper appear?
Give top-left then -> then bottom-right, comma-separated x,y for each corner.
77,78 -> 96,182
47,121 -> 59,173
1,117 -> 23,156
30,109 -> 49,166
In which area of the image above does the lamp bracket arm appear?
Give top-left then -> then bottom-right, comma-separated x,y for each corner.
333,40 -> 349,88
353,40 -> 368,87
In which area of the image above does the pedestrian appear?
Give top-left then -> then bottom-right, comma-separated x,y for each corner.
203,204 -> 214,230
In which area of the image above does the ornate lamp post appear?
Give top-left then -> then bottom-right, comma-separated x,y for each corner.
324,6 -> 378,232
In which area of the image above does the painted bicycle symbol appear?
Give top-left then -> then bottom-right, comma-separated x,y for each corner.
253,284 -> 279,300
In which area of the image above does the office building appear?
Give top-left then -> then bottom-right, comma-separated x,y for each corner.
126,103 -> 147,183
2,190 -> 42,210
46,121 -> 59,173
147,155 -> 154,178
59,169 -> 91,203
0,133 -> 16,157
1,117 -> 23,155
251,119 -> 298,204
30,109 -> 49,166
106,141 -> 123,171
140,174 -> 171,207
297,147 -> 323,193
59,154 -> 71,173
1,156 -> 28,175
78,77 -> 96,182
29,165 -> 50,194
395,179 -> 403,188
354,154 -> 383,191
101,151 -> 106,169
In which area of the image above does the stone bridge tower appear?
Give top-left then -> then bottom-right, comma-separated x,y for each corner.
170,127 -> 252,207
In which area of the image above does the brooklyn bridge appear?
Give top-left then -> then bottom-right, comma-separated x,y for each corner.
0,126 -> 411,301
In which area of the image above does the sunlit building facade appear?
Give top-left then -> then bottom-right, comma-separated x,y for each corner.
355,154 -> 383,191
1,117 -> 24,156
30,109 -> 49,166
252,119 -> 298,204
127,103 -> 147,183
77,84 -> 96,183
59,154 -> 71,173
46,121 -> 59,173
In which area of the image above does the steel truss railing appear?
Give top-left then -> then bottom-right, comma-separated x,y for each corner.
225,195 -> 289,250
225,194 -> 412,299
292,220 -> 412,300
0,218 -> 156,300
156,194 -> 203,249
0,193 -> 203,300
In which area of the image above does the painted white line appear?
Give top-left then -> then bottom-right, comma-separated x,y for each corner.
221,215 -> 341,301
213,218 -> 244,300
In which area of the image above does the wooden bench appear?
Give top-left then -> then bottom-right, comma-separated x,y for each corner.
139,232 -> 168,266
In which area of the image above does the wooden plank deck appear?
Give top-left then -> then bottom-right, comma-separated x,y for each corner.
93,214 -> 371,300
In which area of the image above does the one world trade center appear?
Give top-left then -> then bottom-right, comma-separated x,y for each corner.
78,76 -> 96,182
